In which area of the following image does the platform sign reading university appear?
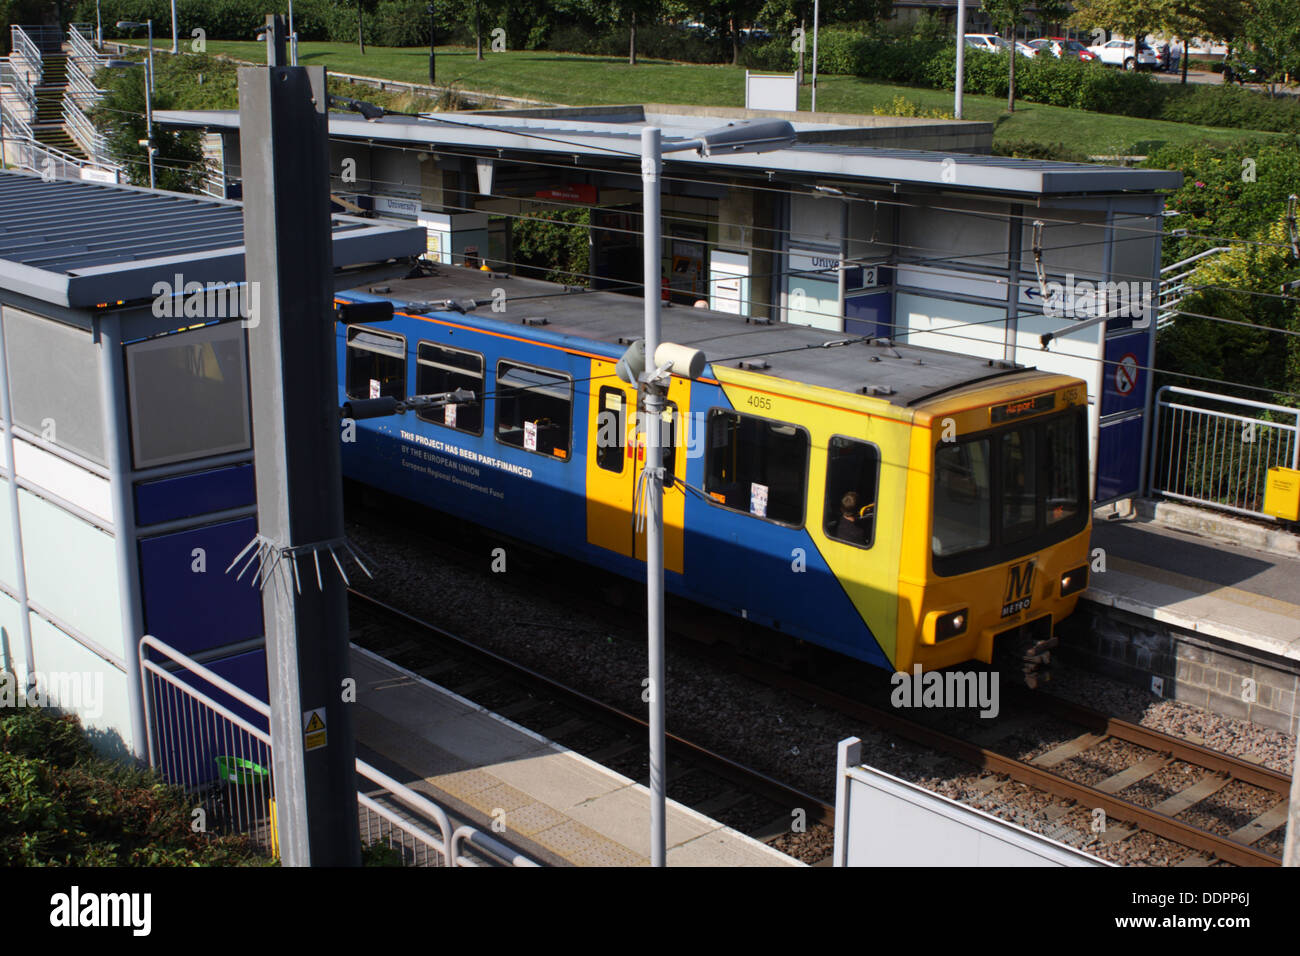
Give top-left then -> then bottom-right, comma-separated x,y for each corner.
303,708 -> 327,751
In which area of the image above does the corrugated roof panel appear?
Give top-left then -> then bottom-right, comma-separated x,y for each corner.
0,170 -> 426,308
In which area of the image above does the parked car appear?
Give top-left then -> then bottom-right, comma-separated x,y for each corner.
1089,37 -> 1162,70
964,34 -> 1035,56
964,33 -> 1003,54
1223,60 -> 1269,84
1026,37 -> 1098,62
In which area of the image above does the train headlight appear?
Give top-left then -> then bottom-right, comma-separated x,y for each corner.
934,608 -> 968,642
1060,566 -> 1088,597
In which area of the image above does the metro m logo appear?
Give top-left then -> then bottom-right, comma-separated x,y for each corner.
1001,559 -> 1035,618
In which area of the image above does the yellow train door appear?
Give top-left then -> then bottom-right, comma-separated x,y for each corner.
585,359 -> 687,574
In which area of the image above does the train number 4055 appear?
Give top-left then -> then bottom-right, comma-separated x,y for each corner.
746,394 -> 773,411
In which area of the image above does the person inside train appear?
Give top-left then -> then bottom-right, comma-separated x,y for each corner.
833,491 -> 869,545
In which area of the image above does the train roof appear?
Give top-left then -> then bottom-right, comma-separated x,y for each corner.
350,266 -> 1048,409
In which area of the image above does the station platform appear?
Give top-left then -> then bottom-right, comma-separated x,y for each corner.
1068,499 -> 1300,733
349,645 -> 802,867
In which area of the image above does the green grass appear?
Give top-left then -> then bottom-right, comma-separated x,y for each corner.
143,40 -> 1285,156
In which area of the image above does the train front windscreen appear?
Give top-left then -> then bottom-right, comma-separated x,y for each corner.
931,406 -> 1089,576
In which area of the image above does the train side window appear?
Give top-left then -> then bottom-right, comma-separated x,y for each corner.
416,342 -> 483,435
704,409 -> 808,526
595,386 -> 625,473
660,401 -> 679,486
346,327 -> 406,402
495,361 -> 572,460
823,437 -> 880,548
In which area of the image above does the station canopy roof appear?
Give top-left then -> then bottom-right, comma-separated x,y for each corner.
155,103 -> 1182,196
0,170 -> 426,308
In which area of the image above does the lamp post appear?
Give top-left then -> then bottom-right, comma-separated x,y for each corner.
434,3 -> 444,85
639,119 -> 796,865
811,0 -> 820,111
955,0 -> 966,119
117,21 -> 155,188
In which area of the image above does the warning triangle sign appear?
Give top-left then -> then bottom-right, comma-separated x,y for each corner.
305,711 -> 325,733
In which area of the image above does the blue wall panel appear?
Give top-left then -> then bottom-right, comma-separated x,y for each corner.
845,290 -> 892,338
1100,332 -> 1149,418
135,463 -> 255,527
1097,414 -> 1145,502
138,516 -> 264,656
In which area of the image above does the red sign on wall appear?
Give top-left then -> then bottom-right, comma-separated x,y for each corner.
535,184 -> 598,204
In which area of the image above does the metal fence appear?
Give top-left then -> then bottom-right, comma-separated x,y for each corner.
139,634 -> 536,866
9,26 -> 44,86
1149,386 -> 1300,519
1156,247 -> 1230,329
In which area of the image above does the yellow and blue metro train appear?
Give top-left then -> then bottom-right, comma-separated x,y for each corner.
336,266 -> 1092,679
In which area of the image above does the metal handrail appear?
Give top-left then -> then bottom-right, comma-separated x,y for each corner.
137,634 -> 535,867
1,58 -> 39,114
10,26 -> 44,85
63,98 -> 110,163
1149,385 -> 1300,519
451,825 -> 541,867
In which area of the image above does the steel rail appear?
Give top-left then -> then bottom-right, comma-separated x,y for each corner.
347,587 -> 837,831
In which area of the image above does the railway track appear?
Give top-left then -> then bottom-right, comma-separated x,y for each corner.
348,492 -> 1291,866
708,646 -> 1287,867
348,588 -> 837,863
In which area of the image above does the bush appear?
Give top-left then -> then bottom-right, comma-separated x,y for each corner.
0,704 -> 269,866
994,139 -> 1089,162
1158,84 -> 1300,133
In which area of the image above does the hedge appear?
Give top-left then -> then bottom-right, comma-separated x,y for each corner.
743,29 -> 1300,134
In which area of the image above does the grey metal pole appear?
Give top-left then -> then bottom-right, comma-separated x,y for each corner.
97,314 -> 150,762
955,0 -> 966,119
811,0 -> 820,112
147,21 -> 154,94
641,125 -> 666,868
143,55 -> 155,189
288,0 -> 298,65
170,0 -> 178,54
96,1 -> 103,48
0,308 -> 36,699
1287,737 -> 1300,865
237,14 -> 360,866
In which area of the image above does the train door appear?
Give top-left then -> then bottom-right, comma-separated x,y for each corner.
585,359 -> 687,574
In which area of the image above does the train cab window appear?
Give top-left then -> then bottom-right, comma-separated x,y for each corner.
933,438 -> 991,557
495,361 -> 572,460
1044,415 -> 1083,526
416,342 -> 483,435
1000,427 -> 1038,543
595,386 -> 626,473
346,327 -> 406,402
823,437 -> 880,548
704,409 -> 808,526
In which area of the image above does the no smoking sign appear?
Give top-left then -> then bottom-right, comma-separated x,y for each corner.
1115,353 -> 1139,397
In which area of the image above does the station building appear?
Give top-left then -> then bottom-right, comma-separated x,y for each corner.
158,103 -> 1180,503
0,169 -> 423,756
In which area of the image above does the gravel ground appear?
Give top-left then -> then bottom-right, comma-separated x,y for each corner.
348,500 -> 1295,866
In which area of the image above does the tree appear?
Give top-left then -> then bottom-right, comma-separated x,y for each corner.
90,60 -> 206,194
1035,0 -> 1071,35
1069,0 -> 1170,70
983,0 -> 1028,112
1234,0 -> 1300,95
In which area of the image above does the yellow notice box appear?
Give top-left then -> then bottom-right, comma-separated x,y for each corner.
1263,466 -> 1300,521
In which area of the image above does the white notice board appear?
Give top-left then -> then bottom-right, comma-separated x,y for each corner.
745,72 -> 798,112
